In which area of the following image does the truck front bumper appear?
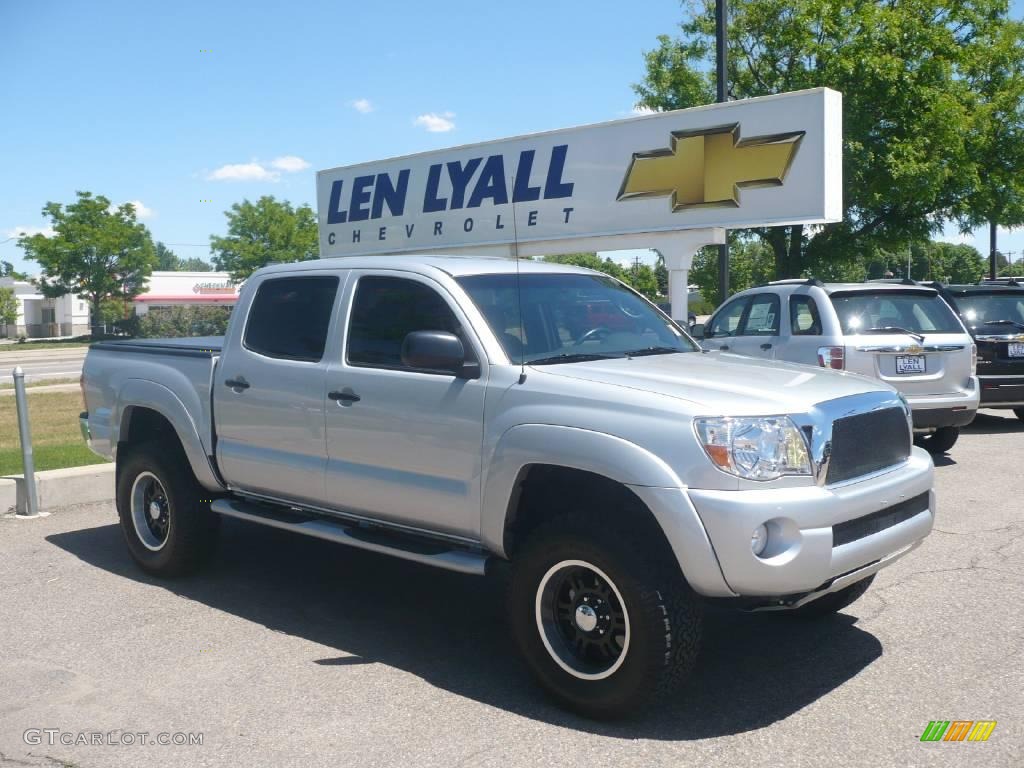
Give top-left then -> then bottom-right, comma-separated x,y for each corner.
685,447 -> 935,598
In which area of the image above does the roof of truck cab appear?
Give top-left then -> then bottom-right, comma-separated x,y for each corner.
253,255 -> 597,278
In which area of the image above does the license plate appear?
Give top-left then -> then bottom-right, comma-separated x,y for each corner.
1009,343 -> 1024,358
895,355 -> 926,374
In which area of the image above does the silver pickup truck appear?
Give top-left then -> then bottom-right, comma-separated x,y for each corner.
81,256 -> 935,718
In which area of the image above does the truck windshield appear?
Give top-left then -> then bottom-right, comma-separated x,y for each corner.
950,292 -> 1024,327
456,273 -> 696,364
829,291 -> 964,335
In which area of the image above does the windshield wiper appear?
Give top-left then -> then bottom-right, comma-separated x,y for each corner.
860,326 -> 925,343
623,346 -> 685,357
527,353 -> 617,366
980,319 -> 1024,331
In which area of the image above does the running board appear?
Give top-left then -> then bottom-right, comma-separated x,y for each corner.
211,498 -> 488,576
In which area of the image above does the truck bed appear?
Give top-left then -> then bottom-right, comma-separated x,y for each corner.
90,336 -> 224,356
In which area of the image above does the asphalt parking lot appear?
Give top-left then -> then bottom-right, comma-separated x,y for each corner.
1,411 -> 1021,768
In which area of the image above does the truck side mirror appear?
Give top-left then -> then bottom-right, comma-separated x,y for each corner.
401,331 -> 479,378
690,323 -> 706,340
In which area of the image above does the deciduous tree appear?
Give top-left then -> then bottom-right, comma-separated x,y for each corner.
18,191 -> 156,336
210,197 -> 319,280
635,0 -> 1022,278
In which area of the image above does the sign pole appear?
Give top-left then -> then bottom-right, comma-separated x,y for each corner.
715,0 -> 730,303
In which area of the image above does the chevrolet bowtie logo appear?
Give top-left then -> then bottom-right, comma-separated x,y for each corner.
617,124 -> 804,210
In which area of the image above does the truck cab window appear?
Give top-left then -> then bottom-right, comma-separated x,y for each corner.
347,276 -> 461,368
244,276 -> 339,362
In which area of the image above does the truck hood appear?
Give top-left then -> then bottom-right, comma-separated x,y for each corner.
534,352 -> 891,414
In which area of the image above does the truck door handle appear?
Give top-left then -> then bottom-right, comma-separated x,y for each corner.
328,390 -> 361,403
224,378 -> 250,390
760,343 -> 773,351
719,344 -> 730,351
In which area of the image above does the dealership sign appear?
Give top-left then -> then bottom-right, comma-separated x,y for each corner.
316,88 -> 842,258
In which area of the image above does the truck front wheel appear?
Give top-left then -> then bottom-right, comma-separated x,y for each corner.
116,441 -> 218,576
508,511 -> 702,719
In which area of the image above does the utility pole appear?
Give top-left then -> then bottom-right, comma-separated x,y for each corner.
989,221 -> 998,281
715,0 -> 729,303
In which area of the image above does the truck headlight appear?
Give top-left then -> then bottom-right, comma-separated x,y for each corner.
694,416 -> 812,481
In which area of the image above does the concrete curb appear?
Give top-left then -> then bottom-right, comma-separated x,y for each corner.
2,463 -> 115,516
0,383 -> 81,396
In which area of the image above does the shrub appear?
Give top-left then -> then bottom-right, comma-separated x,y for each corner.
137,306 -> 232,338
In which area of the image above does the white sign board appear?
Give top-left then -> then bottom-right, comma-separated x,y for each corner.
316,88 -> 841,258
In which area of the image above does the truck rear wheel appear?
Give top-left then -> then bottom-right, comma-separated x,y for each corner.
508,510 -> 702,719
116,441 -> 218,576
914,426 -> 959,454
790,574 -> 875,618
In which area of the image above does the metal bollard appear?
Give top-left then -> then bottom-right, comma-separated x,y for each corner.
12,367 -> 39,517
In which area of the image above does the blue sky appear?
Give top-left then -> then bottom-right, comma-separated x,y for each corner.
1,0 -> 1021,274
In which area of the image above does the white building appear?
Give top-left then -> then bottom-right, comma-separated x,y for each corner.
132,271 -> 240,315
0,278 -> 91,338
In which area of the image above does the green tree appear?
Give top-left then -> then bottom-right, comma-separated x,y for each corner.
210,197 -> 318,280
0,286 -> 18,332
178,257 -> 213,272
955,17 -> 1024,275
155,241 -> 179,270
1,260 -> 29,280
689,237 -> 774,306
543,252 -> 661,298
17,191 -> 156,336
635,0 -> 1021,278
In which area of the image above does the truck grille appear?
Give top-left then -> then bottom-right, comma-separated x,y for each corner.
832,492 -> 929,547
825,407 -> 910,485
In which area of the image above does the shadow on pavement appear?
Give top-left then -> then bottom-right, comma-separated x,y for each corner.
47,519 -> 883,740
962,410 -> 1024,435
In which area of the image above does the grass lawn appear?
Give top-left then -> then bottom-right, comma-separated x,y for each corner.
0,340 -> 92,352
0,391 -> 109,475
0,377 -> 81,390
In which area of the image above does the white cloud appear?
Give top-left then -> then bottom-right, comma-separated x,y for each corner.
269,155 -> 310,173
6,225 -> 54,239
125,200 -> 155,219
632,105 -> 659,116
351,98 -> 374,114
414,111 -> 456,133
206,155 -> 310,182
207,162 -> 280,182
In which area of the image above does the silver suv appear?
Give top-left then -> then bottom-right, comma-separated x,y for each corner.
695,279 -> 979,453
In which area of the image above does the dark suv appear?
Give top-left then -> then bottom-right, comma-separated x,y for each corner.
928,281 -> 1024,421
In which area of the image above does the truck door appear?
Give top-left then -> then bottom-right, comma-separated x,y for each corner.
323,271 -> 488,539
214,273 -> 342,505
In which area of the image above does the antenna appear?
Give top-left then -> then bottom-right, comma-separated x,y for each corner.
509,178 -> 527,384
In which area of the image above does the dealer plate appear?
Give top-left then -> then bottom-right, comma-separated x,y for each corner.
895,355 -> 926,374
1008,343 -> 1024,358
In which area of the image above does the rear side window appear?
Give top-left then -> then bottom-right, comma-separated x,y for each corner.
347,276 -> 461,369
830,291 -> 964,335
244,276 -> 339,362
740,294 -> 780,335
790,295 -> 822,335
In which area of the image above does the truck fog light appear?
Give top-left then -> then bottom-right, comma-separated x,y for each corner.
751,524 -> 769,556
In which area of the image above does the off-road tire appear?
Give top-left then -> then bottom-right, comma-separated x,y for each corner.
914,426 -> 959,454
790,574 -> 876,618
508,509 -> 702,719
116,440 -> 218,576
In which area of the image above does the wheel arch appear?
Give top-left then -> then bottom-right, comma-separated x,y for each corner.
114,381 -> 223,491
